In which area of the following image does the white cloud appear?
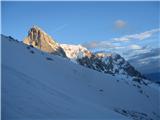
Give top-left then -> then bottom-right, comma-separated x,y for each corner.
128,44 -> 142,50
115,20 -> 126,29
53,24 -> 68,33
83,41 -> 115,49
113,28 -> 160,42
82,28 -> 159,60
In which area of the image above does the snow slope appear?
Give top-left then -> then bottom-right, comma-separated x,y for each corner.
2,35 -> 160,120
60,44 -> 91,62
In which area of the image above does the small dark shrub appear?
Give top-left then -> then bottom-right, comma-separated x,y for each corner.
8,36 -> 14,40
152,112 -> 156,115
141,113 -> 147,116
15,39 -> 18,41
133,84 -> 136,86
136,85 -> 141,89
122,110 -> 127,113
139,90 -> 143,94
99,89 -> 104,92
143,81 -> 148,86
46,57 -> 53,61
30,50 -> 34,54
29,45 -> 34,48
133,78 -> 141,84
27,46 -> 30,49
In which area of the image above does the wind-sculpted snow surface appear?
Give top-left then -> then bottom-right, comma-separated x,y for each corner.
2,35 -> 160,120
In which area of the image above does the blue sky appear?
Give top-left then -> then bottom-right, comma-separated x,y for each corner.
1,1 -> 160,74
2,1 -> 159,43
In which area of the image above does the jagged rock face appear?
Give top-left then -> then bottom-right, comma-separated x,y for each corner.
60,44 -> 144,79
77,52 -> 144,79
23,26 -> 66,57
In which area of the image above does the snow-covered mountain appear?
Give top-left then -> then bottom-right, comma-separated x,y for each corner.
60,44 -> 92,62
23,26 -> 147,84
60,44 -> 146,84
23,25 -> 66,57
1,35 -> 160,120
78,52 -> 144,77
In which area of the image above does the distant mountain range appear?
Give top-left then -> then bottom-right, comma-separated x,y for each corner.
23,26 -> 148,84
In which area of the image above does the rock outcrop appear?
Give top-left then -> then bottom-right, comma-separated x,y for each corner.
23,26 -> 66,57
77,52 -> 144,78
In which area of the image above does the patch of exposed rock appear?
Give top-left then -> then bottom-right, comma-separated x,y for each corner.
23,26 -> 66,57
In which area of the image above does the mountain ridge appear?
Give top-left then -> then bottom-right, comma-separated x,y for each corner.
22,26 -> 147,84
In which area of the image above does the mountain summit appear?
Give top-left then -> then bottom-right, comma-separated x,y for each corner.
23,26 -> 146,84
23,26 -> 66,57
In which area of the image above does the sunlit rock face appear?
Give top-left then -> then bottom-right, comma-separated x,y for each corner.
23,25 -> 66,57
77,51 -> 145,82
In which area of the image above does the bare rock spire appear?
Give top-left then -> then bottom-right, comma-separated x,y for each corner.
23,25 -> 66,57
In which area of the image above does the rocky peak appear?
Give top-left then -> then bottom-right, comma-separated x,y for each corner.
77,51 -> 145,80
23,26 -> 66,57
